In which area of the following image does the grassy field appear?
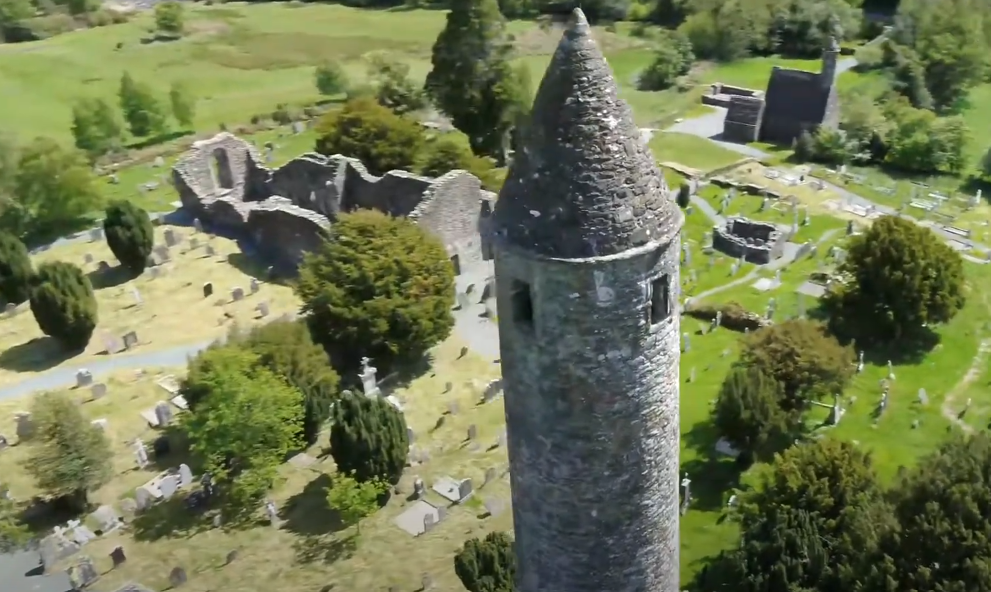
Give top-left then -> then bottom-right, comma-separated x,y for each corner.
0,224 -> 300,387
0,3 -> 697,144
649,132 -> 745,173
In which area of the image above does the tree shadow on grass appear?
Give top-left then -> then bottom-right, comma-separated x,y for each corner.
125,130 -> 192,151
291,532 -> 357,566
682,420 -> 744,512
280,474 -> 344,537
860,328 -> 940,366
0,337 -> 79,373
130,493 -> 212,542
87,263 -> 133,290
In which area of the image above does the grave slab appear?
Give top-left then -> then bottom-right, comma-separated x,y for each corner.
393,500 -> 440,536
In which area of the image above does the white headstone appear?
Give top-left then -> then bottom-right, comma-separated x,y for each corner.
159,476 -> 178,500
178,464 -> 193,487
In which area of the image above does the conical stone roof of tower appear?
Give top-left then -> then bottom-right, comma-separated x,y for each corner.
493,8 -> 680,260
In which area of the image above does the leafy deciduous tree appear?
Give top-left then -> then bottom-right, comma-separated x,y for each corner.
118,72 -> 168,138
367,55 -> 426,116
325,471 -> 386,535
738,319 -> 855,410
182,348 -> 304,519
314,97 -> 424,176
315,61 -> 349,97
28,261 -> 98,350
296,209 -> 454,375
0,495 -> 29,552
169,82 -> 196,128
71,98 -> 122,160
239,319 -> 340,446
154,0 -> 184,34
23,391 -> 113,511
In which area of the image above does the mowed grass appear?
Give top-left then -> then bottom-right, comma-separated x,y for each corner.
0,3 -> 665,143
1,338 -> 511,592
0,225 -> 299,387
649,132 -> 745,173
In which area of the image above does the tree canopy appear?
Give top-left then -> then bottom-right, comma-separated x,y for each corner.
738,319 -> 855,410
454,531 -> 517,592
314,97 -> 424,176
0,231 -> 32,305
329,392 -> 409,485
824,215 -> 965,343
28,261 -> 98,350
23,391 -> 113,511
325,471 -> 387,535
296,209 -> 454,375
181,347 -> 303,519
425,0 -> 531,163
103,200 -> 154,275
713,366 -> 793,462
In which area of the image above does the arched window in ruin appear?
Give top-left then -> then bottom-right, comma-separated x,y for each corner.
211,148 -> 234,191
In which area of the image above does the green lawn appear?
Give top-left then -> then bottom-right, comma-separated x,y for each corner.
0,3 -> 680,144
698,56 -> 870,93
649,132 -> 744,172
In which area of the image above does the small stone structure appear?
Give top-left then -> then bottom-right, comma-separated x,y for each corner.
719,38 -> 841,145
172,133 -> 495,273
712,217 -> 788,264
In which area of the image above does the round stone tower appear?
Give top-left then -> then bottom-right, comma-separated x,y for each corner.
491,8 -> 684,592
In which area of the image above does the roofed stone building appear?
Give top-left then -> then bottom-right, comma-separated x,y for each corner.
722,38 -> 841,145
493,9 -> 682,591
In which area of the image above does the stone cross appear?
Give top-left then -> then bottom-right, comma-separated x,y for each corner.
359,357 -> 380,398
857,351 -> 864,373
680,473 -> 692,515
887,360 -> 895,380
682,332 -> 690,353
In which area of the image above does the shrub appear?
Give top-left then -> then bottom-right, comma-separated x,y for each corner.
684,301 -> 767,333
315,61 -> 349,97
454,532 -> 517,592
676,182 -> 691,208
0,232 -> 33,305
330,393 -> 408,484
29,261 -> 98,350
103,200 -> 154,274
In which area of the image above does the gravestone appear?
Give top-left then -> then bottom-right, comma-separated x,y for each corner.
203,282 -> 213,298
4,302 -> 15,317
467,424 -> 477,441
76,369 -> 93,388
205,244 -> 216,257
119,498 -> 137,515
15,412 -> 33,439
92,505 -> 122,533
123,331 -> 139,350
164,229 -> 179,247
110,546 -> 127,568
160,475 -> 179,500
407,427 -> 415,444
256,301 -> 269,318
91,383 -> 107,399
178,463 -> 193,487
422,513 -> 436,532
483,497 -> 505,517
437,506 -> 448,522
421,573 -> 434,590
189,237 -> 200,250
169,566 -> 188,588
70,557 -> 99,588
484,467 -> 497,486
149,266 -> 162,279
413,477 -> 426,499
131,287 -> 143,305
134,487 -> 155,511
154,401 -> 173,426
153,245 -> 171,263
89,228 -> 103,242
193,218 -> 203,233
83,253 -> 94,265
497,429 -> 507,448
91,418 -> 108,431
250,278 -> 260,294
231,287 -> 245,302
225,550 -> 239,565
458,478 -> 474,502
133,439 -> 149,469
447,401 -> 460,415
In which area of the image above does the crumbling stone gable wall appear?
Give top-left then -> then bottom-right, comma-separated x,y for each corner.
171,132 -> 489,273
409,171 -> 494,267
246,198 -> 331,271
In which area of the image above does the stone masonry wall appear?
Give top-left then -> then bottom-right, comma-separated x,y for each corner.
494,235 -> 682,592
712,217 -> 787,264
172,133 -> 490,272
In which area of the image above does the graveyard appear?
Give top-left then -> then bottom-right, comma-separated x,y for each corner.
0,336 -> 519,591
0,224 -> 299,388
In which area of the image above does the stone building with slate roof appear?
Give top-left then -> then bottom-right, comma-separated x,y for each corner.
492,8 -> 682,592
723,37 -> 841,145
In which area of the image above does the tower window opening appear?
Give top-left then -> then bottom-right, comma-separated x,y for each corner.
510,280 -> 534,327
649,275 -> 671,324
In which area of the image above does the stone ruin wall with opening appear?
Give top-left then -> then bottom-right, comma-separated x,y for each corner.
172,133 -> 494,272
712,217 -> 788,264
